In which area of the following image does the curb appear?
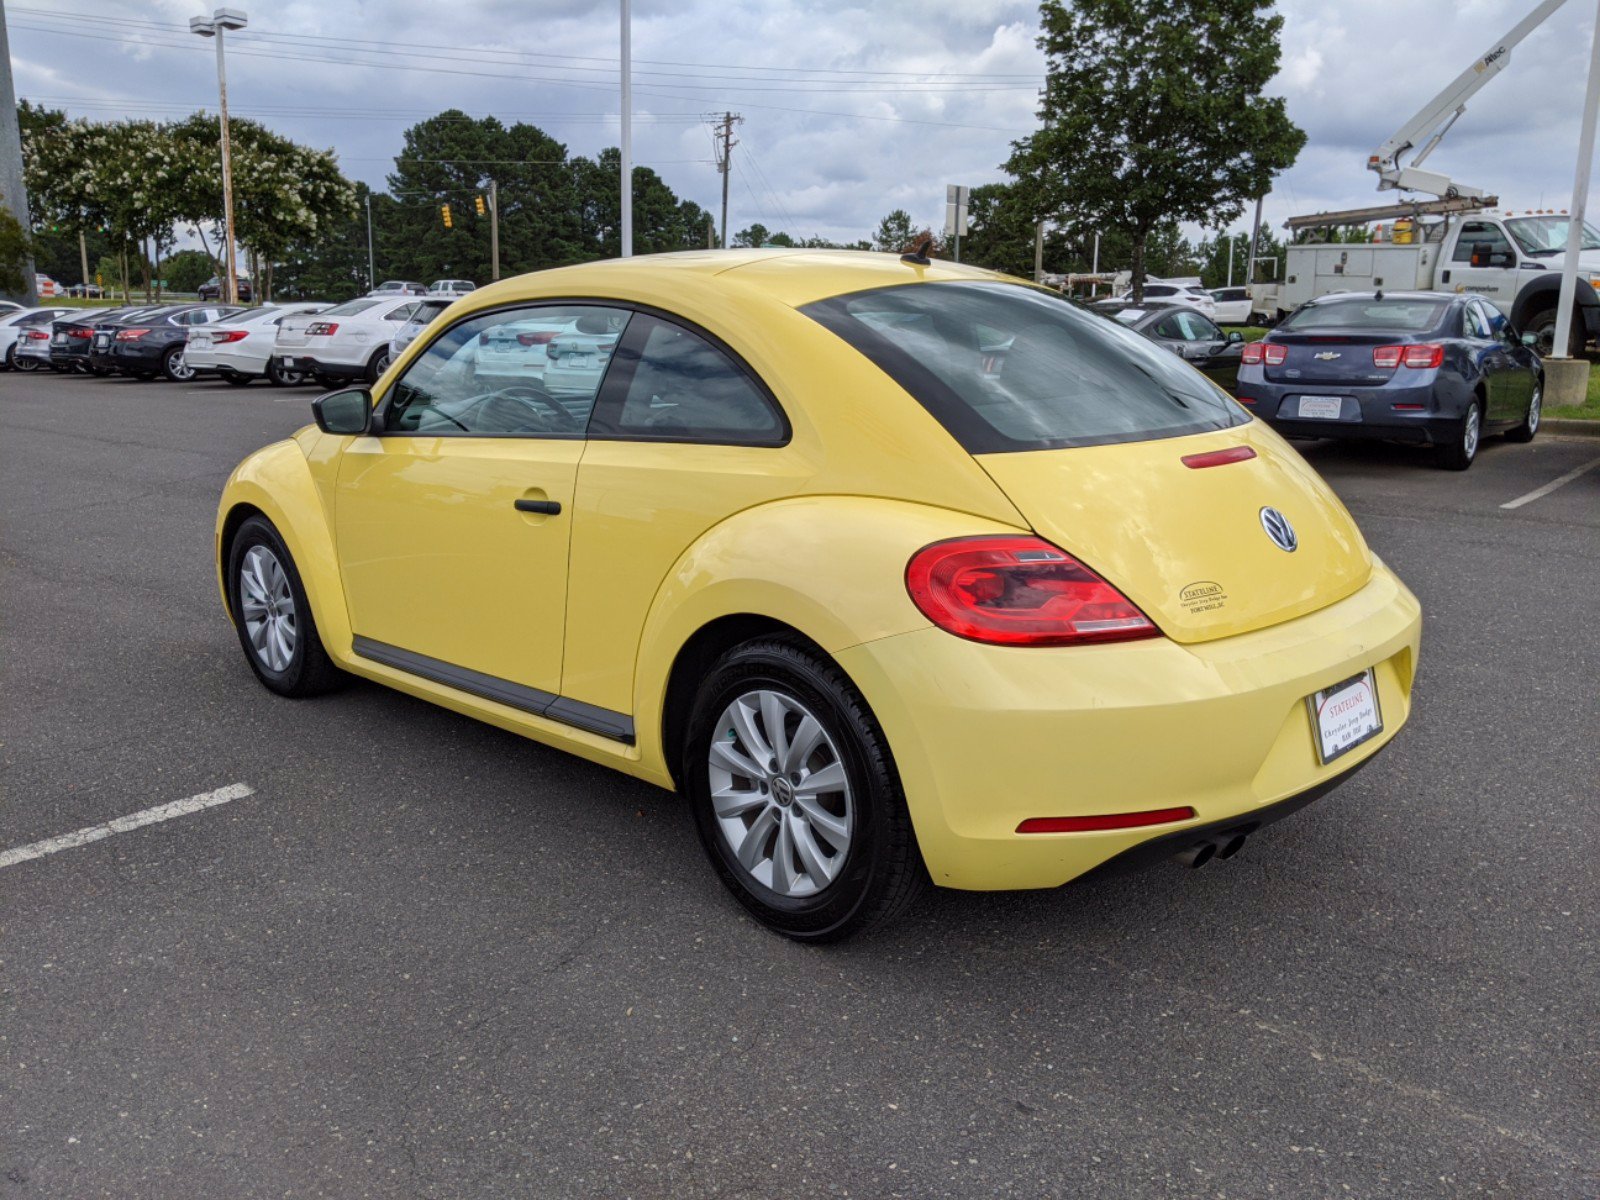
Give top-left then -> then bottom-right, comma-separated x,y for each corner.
1543,418 -> 1600,438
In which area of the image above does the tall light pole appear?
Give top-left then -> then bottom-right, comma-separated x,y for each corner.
619,0 -> 632,258
365,191 -> 375,291
0,0 -> 37,304
190,7 -> 247,305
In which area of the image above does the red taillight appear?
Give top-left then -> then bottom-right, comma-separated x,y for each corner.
1262,343 -> 1287,365
1402,343 -> 1443,368
212,329 -> 249,343
1181,445 -> 1257,469
115,328 -> 151,341
517,331 -> 558,347
1240,342 -> 1264,365
1373,345 -> 1402,368
1016,806 -> 1197,834
66,328 -> 91,339
306,322 -> 338,336
25,329 -> 47,340
905,535 -> 1160,647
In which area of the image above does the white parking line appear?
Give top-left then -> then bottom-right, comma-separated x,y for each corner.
1501,454 -> 1600,510
0,783 -> 255,871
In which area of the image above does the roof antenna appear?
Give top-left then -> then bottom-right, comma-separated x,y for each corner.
900,236 -> 933,266
1375,288 -> 1384,301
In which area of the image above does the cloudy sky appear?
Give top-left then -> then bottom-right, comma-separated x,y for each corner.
9,0 -> 1600,255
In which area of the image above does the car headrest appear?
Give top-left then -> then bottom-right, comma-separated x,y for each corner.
575,313 -> 614,335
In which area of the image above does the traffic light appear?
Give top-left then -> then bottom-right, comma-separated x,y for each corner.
441,203 -> 453,229
474,195 -> 486,217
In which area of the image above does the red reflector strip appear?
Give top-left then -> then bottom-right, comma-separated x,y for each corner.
1391,403 -> 1426,411
1016,807 -> 1197,834
1181,445 -> 1257,469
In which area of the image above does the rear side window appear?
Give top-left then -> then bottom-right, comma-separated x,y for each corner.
804,281 -> 1246,453
1279,299 -> 1447,332
589,313 -> 786,445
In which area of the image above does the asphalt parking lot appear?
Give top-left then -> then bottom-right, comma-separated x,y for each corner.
2,371 -> 1597,1199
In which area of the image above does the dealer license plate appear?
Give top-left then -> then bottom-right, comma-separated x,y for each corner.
1308,668 -> 1383,764
1297,396 -> 1344,420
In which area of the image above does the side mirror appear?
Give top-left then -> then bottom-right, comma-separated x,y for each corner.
1520,330 -> 1539,347
313,387 -> 374,435
1227,331 -> 1244,343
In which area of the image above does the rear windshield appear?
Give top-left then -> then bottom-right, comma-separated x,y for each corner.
803,281 -> 1247,453
1280,299 -> 1446,332
321,299 -> 380,318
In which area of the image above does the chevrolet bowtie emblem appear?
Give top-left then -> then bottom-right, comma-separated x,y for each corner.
1313,351 -> 1342,361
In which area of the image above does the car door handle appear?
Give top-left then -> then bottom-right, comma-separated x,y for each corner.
514,498 -> 562,515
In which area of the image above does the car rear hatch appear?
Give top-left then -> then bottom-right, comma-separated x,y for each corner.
975,423 -> 1372,644
1263,332 -> 1398,388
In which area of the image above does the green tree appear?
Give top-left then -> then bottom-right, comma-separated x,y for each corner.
162,248 -> 215,294
0,207 -> 31,295
872,209 -> 916,253
733,222 -> 772,247
1006,0 -> 1304,301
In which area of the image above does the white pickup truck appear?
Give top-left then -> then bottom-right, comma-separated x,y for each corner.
1251,208 -> 1600,354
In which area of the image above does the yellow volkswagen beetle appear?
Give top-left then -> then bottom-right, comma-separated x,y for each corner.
216,250 -> 1421,940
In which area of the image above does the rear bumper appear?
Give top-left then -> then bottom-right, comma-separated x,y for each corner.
1237,372 -> 1467,445
275,354 -> 365,379
109,343 -> 167,370
835,563 -> 1421,891
186,346 -> 265,375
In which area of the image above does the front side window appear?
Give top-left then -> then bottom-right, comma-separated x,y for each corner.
589,313 -> 786,444
805,281 -> 1246,453
384,304 -> 630,437
1506,215 -> 1600,256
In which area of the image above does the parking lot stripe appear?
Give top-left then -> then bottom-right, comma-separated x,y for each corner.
0,783 -> 255,871
1500,454 -> 1600,510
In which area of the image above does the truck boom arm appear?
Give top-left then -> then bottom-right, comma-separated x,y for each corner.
1369,0 -> 1568,199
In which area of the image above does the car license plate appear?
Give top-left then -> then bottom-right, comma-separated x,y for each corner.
95,334 -> 109,348
280,356 -> 295,368
1308,668 -> 1382,764
52,332 -> 64,344
191,335 -> 210,347
1297,396 -> 1344,420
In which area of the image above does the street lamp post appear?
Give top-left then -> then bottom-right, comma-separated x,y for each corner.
190,7 -> 248,306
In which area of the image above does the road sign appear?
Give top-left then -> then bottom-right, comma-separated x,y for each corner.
945,184 -> 970,238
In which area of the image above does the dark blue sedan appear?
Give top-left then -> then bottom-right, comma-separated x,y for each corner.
1236,291 -> 1542,469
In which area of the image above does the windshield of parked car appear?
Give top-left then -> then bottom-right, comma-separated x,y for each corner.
1505,216 -> 1600,256
804,281 -> 1247,453
320,299 -> 381,318
1278,298 -> 1447,332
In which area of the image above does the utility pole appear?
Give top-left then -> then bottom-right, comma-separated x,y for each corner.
1033,220 -> 1044,283
78,229 -> 90,295
706,214 -> 714,249
0,0 -> 37,304
1246,194 -> 1264,288
365,191 -> 374,290
1226,232 -> 1235,287
489,178 -> 500,281
712,112 -> 742,249
619,0 -> 632,258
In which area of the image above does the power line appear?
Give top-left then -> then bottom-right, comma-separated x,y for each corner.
10,6 -> 1043,81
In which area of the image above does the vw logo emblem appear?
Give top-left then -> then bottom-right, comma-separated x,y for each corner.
771,777 -> 796,807
1260,507 -> 1298,552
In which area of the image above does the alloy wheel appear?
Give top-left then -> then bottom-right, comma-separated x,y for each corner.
1528,385 -> 1542,435
707,689 -> 854,898
167,349 -> 196,381
1463,404 -> 1481,461
238,544 -> 297,672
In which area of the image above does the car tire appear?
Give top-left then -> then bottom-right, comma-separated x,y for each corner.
683,637 -> 927,942
1525,308 -> 1583,358
13,348 -> 39,372
1436,397 -> 1484,471
222,372 -> 253,387
162,345 -> 196,382
365,345 -> 393,384
130,372 -> 156,381
89,363 -> 113,377
226,515 -> 346,698
313,372 -> 341,390
266,359 -> 307,387
1506,377 -> 1542,444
